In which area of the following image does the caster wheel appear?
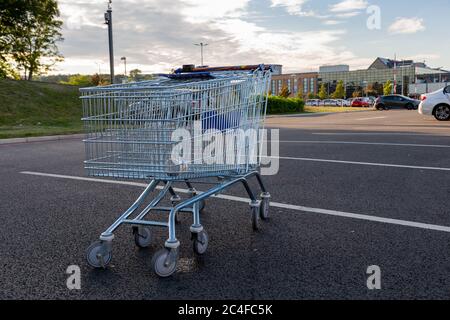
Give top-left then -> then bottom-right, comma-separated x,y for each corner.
133,227 -> 152,248
193,231 -> 209,255
86,241 -> 112,269
251,205 -> 260,231
260,196 -> 270,220
151,249 -> 178,278
199,199 -> 206,212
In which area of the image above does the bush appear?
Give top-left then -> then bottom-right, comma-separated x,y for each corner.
266,96 -> 304,114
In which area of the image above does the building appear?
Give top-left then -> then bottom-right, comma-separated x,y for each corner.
319,57 -> 450,97
270,72 -> 318,98
319,65 -> 349,73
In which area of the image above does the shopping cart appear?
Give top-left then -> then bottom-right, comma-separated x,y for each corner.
81,65 -> 272,277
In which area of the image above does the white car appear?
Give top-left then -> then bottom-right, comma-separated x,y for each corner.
306,99 -> 320,106
334,99 -> 350,107
419,85 -> 450,121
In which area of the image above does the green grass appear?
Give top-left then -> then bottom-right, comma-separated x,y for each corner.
0,79 -> 82,139
304,106 -> 374,113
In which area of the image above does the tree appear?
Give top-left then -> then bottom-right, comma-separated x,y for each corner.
0,58 -> 19,79
0,0 -> 63,80
352,89 -> 363,98
91,74 -> 102,86
279,86 -> 290,98
383,80 -> 393,96
61,75 -> 93,87
332,80 -> 345,99
318,83 -> 328,100
307,92 -> 317,99
129,69 -> 142,81
366,82 -> 383,97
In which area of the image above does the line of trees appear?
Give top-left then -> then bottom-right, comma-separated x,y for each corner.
316,80 -> 394,100
0,0 -> 63,80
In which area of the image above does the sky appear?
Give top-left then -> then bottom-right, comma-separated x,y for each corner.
53,0 -> 450,75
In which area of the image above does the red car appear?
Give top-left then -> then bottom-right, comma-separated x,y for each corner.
351,98 -> 370,107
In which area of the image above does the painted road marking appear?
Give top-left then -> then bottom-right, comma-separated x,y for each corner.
272,156 -> 450,172
20,171 -> 450,234
356,116 -> 387,121
313,132 -> 450,136
279,140 -> 450,148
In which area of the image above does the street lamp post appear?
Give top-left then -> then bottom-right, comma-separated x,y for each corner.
121,57 -> 127,77
104,1 -> 114,84
194,42 -> 208,66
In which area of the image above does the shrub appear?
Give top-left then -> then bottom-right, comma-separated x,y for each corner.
266,96 -> 305,114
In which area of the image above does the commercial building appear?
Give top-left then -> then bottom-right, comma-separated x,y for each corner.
318,57 -> 450,97
270,72 -> 319,98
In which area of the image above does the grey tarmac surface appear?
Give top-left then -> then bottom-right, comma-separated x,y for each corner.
1,109 -> 450,300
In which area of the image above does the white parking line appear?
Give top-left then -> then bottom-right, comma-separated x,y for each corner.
279,140 -> 450,148
20,171 -> 450,234
273,156 -> 450,172
313,132 -> 450,136
356,116 -> 387,121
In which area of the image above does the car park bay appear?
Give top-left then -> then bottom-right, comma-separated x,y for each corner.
1,110 -> 450,299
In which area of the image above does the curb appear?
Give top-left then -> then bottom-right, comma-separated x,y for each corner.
267,109 -> 375,118
0,133 -> 85,146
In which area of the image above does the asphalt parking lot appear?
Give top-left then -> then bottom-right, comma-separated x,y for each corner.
1,109 -> 450,300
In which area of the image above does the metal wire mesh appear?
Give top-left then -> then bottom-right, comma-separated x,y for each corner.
81,70 -> 271,180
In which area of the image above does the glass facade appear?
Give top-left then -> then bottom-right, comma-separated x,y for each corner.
319,66 -> 415,89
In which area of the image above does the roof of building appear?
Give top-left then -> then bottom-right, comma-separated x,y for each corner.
369,57 -> 415,70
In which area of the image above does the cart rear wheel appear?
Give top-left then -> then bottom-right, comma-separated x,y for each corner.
151,249 -> 178,278
199,199 -> 206,212
252,205 -> 260,231
193,231 -> 209,255
260,197 -> 270,220
133,227 -> 152,248
86,241 -> 112,269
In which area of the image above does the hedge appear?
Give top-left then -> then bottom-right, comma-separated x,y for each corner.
266,96 -> 305,114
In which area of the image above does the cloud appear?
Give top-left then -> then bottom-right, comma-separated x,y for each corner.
270,0 -> 314,16
324,20 -> 345,25
52,0 -> 369,75
329,0 -> 368,12
405,53 -> 440,62
388,17 -> 426,34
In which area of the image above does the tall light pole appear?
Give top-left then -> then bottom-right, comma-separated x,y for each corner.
121,57 -> 127,77
104,0 -> 114,84
194,42 -> 208,66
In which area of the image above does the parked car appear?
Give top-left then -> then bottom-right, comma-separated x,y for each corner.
334,99 -> 350,107
306,99 -> 320,106
374,95 -> 420,110
351,98 -> 370,107
419,85 -> 450,121
322,99 -> 337,106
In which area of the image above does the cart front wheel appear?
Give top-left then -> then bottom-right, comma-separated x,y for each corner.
252,205 -> 260,231
133,227 -> 152,248
151,249 -> 178,277
193,231 -> 209,255
260,197 -> 270,220
86,241 -> 112,269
